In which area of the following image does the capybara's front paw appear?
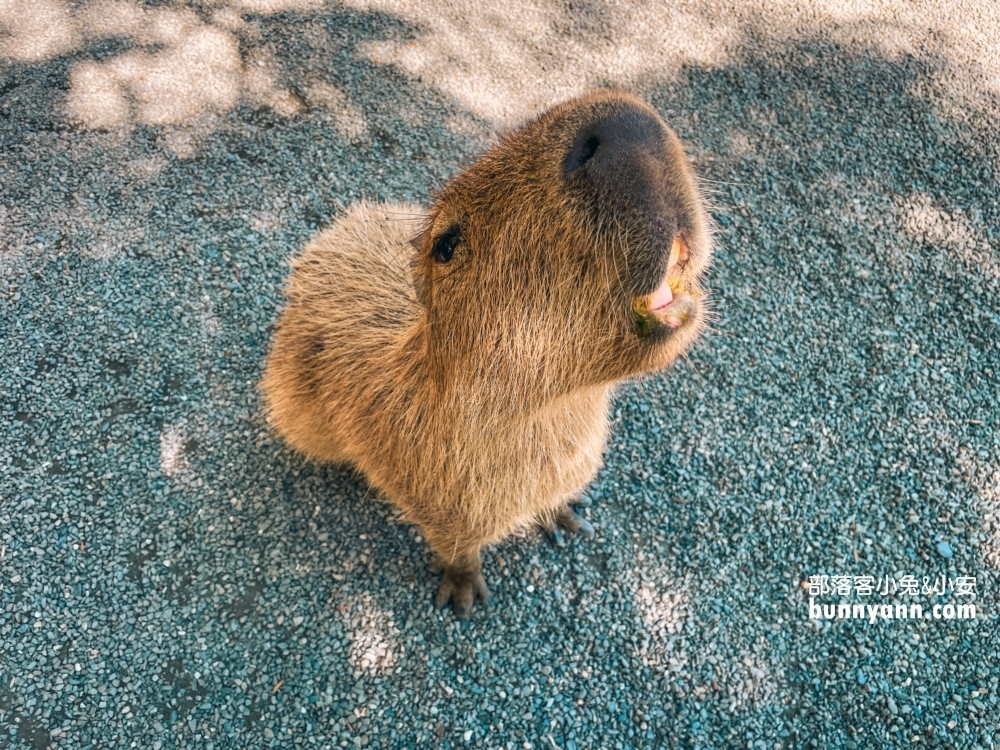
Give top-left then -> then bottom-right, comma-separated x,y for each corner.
432,558 -> 491,620
544,505 -> 596,548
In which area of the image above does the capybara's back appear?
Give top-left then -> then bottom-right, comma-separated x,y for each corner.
260,202 -> 424,465
262,90 -> 712,618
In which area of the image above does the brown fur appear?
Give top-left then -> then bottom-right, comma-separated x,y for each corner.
260,90 -> 712,617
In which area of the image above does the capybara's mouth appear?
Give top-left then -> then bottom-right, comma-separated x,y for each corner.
630,235 -> 699,339
631,289 -> 697,339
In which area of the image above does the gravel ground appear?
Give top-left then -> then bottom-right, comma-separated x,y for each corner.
2,1 -> 999,748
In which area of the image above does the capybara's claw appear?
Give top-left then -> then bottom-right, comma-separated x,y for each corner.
545,527 -> 567,547
434,565 -> 491,620
574,517 -> 595,539
546,506 -> 595,543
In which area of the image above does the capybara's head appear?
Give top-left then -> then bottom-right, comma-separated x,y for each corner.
414,90 -> 712,395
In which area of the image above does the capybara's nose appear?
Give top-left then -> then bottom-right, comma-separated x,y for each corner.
561,101 -> 681,293
562,104 -> 666,183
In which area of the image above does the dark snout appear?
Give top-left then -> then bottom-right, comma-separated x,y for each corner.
562,97 -> 695,295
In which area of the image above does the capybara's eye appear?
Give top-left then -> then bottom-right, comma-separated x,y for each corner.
432,226 -> 461,264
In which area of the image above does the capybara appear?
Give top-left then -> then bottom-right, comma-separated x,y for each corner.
261,90 -> 712,618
